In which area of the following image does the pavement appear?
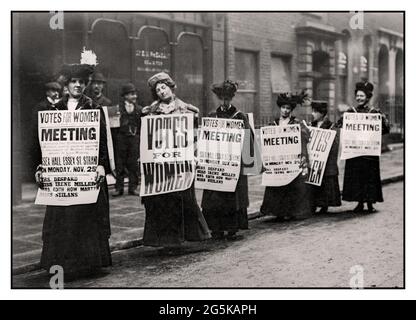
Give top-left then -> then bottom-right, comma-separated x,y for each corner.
13,181 -> 404,288
12,145 -> 404,275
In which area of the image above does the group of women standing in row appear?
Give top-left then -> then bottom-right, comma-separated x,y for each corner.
35,61 -> 389,281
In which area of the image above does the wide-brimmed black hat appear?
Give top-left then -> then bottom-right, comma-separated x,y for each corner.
276,90 -> 308,110
45,82 -> 62,91
355,81 -> 374,99
60,64 -> 95,84
121,83 -> 137,96
211,80 -> 238,99
311,100 -> 328,115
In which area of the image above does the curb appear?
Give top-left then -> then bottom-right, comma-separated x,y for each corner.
12,173 -> 404,276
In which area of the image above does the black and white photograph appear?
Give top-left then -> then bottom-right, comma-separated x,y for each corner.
9,8 -> 406,294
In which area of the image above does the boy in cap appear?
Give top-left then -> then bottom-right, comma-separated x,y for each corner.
113,83 -> 143,197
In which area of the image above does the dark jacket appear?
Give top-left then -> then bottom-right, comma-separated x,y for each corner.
93,94 -> 112,107
119,101 -> 143,136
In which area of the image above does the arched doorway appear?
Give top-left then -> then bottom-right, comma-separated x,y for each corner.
135,26 -> 171,106
90,19 -> 131,105
378,44 -> 390,114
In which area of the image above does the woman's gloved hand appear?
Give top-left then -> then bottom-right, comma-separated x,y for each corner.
35,167 -> 44,189
95,165 -> 106,188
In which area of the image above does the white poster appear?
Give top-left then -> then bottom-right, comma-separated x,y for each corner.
261,124 -> 302,187
195,117 -> 245,192
102,106 -> 116,173
35,110 -> 101,206
340,112 -> 382,160
305,127 -> 337,186
140,113 -> 195,196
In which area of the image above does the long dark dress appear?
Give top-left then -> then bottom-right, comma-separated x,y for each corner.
142,97 -> 211,247
39,95 -> 112,276
340,105 -> 390,203
260,116 -> 312,220
310,117 -> 342,208
201,105 -> 251,233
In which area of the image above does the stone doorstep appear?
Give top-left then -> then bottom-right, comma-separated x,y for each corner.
12,174 -> 404,276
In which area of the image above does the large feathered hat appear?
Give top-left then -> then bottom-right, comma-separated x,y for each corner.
59,47 -> 98,84
276,89 -> 308,109
211,80 -> 238,99
355,81 -> 374,99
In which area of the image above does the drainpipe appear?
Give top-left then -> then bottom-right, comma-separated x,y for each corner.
224,13 -> 229,79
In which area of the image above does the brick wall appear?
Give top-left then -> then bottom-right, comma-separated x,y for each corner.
219,12 -> 403,126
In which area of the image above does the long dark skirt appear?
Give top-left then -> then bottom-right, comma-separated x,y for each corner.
203,208 -> 249,233
40,184 -> 112,276
201,175 -> 249,233
261,174 -> 312,220
142,185 -> 211,247
342,156 -> 383,203
312,175 -> 342,208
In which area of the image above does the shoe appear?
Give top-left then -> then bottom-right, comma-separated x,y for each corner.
226,232 -> 243,241
367,203 -> 377,213
318,207 -> 328,214
128,190 -> 140,196
211,232 -> 225,240
353,203 -> 364,213
112,191 -> 124,197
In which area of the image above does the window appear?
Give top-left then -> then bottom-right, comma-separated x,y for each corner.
338,30 -> 350,104
271,54 -> 292,94
312,51 -> 330,100
233,50 -> 258,114
361,35 -> 372,81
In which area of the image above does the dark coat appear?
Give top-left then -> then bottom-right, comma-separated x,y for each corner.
119,102 -> 142,136
38,94 -> 112,275
338,105 -> 389,203
310,117 -> 341,208
201,105 -> 252,232
142,97 -> 211,247
93,94 -> 112,107
260,116 -> 313,219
